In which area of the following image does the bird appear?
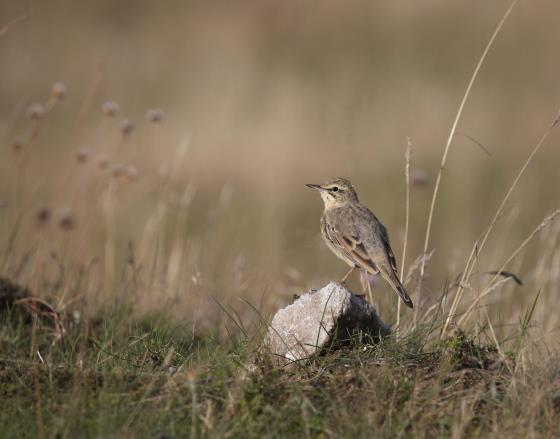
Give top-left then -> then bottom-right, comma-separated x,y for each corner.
306,177 -> 413,308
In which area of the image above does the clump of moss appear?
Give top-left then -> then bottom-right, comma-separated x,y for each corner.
438,329 -> 501,371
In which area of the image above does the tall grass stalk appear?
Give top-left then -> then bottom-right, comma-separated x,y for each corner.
416,0 -> 519,323
397,138 -> 412,332
443,111 -> 560,336
457,209 -> 560,327
189,371 -> 198,439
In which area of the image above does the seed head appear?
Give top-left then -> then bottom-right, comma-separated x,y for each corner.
119,119 -> 135,137
96,154 -> 110,170
35,207 -> 50,226
125,165 -> 139,181
101,101 -> 120,117
366,273 -> 380,286
51,82 -> 67,101
56,208 -> 75,231
12,139 -> 24,152
410,169 -> 429,188
158,164 -> 169,178
26,103 -> 45,120
359,273 -> 380,293
76,147 -> 91,164
109,163 -> 124,178
185,369 -> 196,384
146,108 -> 165,124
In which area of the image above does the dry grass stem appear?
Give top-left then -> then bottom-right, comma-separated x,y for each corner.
417,0 -> 519,323
397,137 -> 413,331
458,209 -> 560,326
443,110 -> 560,336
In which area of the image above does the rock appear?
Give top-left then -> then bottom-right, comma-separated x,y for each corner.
264,282 -> 390,367
0,277 -> 31,319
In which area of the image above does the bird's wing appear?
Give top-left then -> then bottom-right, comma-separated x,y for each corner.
377,221 -> 398,275
323,221 -> 379,274
371,220 -> 414,308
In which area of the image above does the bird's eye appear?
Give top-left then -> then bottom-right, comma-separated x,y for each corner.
331,186 -> 339,192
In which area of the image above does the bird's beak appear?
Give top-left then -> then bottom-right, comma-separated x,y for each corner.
306,183 -> 322,190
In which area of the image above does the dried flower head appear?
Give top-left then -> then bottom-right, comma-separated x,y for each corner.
410,169 -> 429,188
12,139 -> 24,152
76,147 -> 91,164
158,164 -> 169,178
26,103 -> 45,120
119,119 -> 135,137
359,273 -> 380,293
35,207 -> 50,226
125,165 -> 139,181
185,369 -> 196,384
146,108 -> 165,124
101,101 -> 120,117
366,273 -> 380,286
56,208 -> 75,231
51,82 -> 67,101
96,154 -> 110,170
109,163 -> 124,178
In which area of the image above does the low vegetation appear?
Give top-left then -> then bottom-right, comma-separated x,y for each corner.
1,278 -> 559,438
2,1 -> 560,437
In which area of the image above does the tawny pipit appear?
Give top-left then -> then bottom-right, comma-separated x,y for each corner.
307,177 -> 413,308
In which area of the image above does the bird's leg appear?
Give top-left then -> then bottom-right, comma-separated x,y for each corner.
366,274 -> 374,304
340,266 -> 355,285
360,270 -> 368,293
353,270 -> 367,300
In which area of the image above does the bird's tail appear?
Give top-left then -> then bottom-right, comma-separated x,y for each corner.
382,269 -> 414,308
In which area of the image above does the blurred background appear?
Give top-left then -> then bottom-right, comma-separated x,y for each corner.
1,0 -> 559,337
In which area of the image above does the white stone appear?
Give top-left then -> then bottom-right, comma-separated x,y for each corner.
265,282 -> 390,367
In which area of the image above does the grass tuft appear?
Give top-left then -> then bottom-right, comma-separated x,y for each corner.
2,302 -> 558,437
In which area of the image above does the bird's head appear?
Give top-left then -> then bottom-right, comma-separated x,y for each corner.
306,177 -> 359,209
